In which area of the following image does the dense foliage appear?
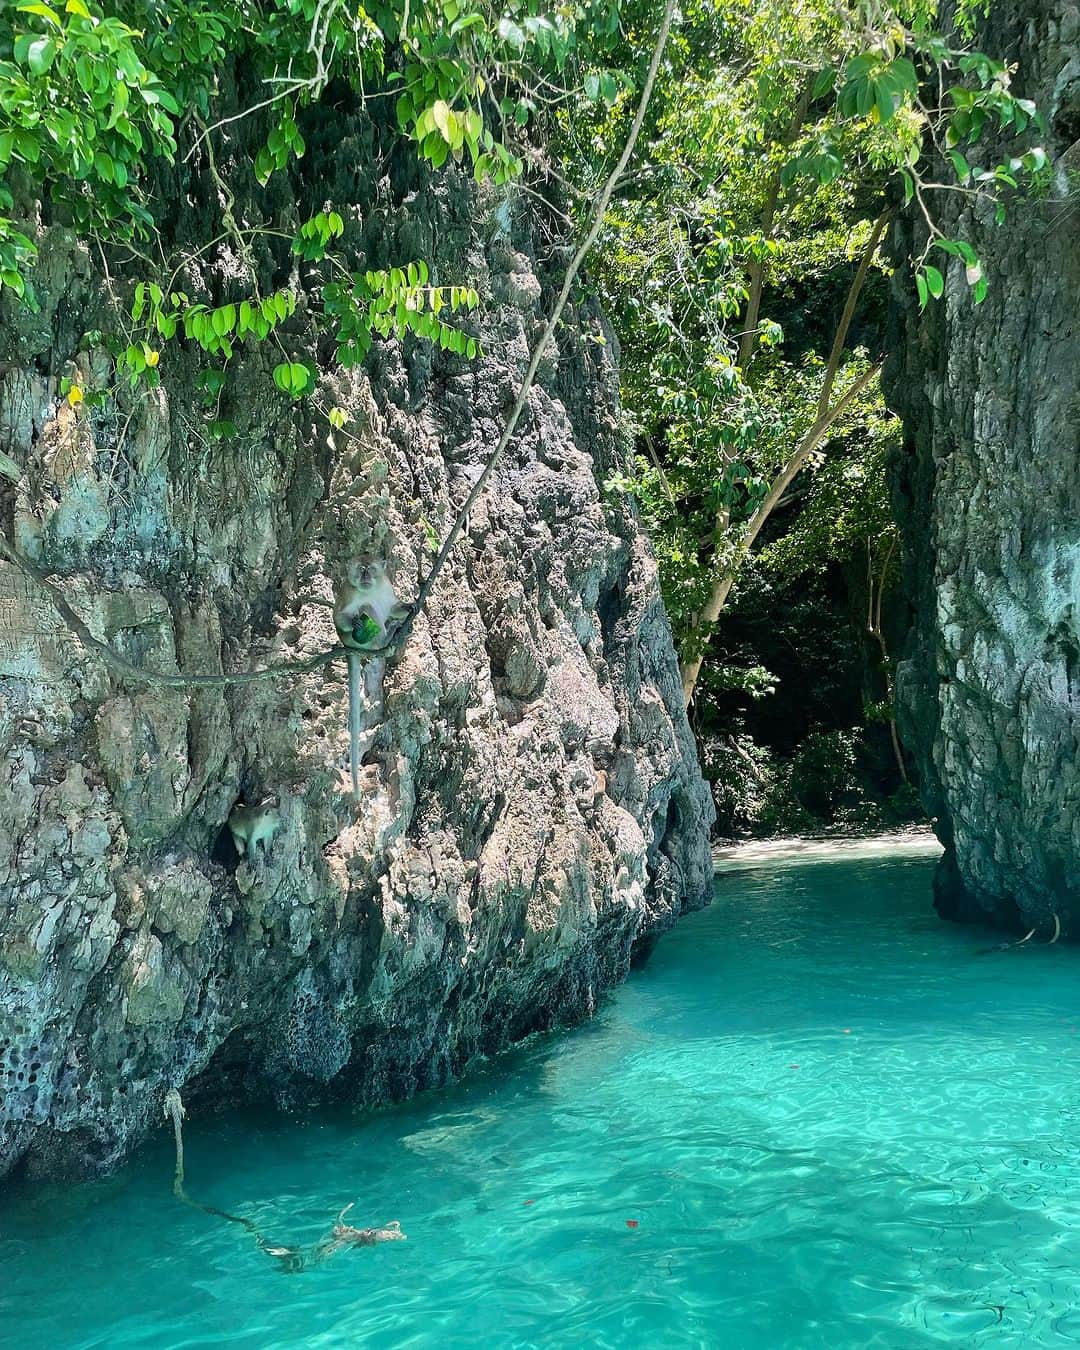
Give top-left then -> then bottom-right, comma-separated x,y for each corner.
0,0 -> 634,420
0,0 -> 1047,832
563,0 -> 1045,708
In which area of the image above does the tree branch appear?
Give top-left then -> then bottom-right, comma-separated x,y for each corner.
679,360 -> 881,705
680,205 -> 890,707
737,79 -> 814,372
816,208 -> 888,422
388,0 -> 678,651
0,532 -> 344,689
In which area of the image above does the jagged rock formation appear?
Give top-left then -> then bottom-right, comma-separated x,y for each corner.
887,1 -> 1080,931
0,105 -> 713,1180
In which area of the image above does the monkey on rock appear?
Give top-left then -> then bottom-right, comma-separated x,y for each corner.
333,556 -> 410,800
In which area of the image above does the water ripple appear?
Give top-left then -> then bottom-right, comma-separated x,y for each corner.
5,839 -> 1080,1347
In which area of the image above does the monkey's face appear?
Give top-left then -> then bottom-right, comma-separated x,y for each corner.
349,558 -> 377,590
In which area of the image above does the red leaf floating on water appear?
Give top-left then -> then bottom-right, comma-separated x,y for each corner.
626,1219 -> 639,1229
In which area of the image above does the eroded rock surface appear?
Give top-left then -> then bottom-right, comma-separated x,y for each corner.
0,109 -> 712,1179
887,2 -> 1080,931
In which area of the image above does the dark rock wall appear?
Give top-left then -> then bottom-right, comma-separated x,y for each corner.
0,101 -> 713,1180
886,2 -> 1080,930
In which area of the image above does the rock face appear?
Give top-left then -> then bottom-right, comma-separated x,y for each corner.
0,107 -> 713,1180
886,1 -> 1080,931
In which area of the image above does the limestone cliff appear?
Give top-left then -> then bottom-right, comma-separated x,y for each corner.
0,104 -> 713,1179
886,2 -> 1080,931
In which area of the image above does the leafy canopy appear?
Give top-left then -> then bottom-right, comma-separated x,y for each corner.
0,0 -> 629,414
567,0 -> 1044,676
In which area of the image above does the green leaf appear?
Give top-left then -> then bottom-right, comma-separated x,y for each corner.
811,68 -> 835,99
273,361 -> 313,398
845,52 -> 878,81
497,17 -> 525,47
915,272 -> 929,309
432,100 -> 452,142
17,3 -> 62,27
873,79 -> 895,123
26,37 -> 56,75
888,58 -> 918,96
199,370 -> 227,395
924,264 -> 945,299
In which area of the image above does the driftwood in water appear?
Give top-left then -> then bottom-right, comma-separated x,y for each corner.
162,1089 -> 406,1271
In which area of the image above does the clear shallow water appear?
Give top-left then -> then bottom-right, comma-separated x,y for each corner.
6,837 -> 1080,1348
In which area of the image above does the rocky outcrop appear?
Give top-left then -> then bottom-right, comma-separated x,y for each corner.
887,2 -> 1080,931
0,104 -> 713,1179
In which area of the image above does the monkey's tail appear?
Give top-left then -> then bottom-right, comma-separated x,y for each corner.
348,650 -> 363,801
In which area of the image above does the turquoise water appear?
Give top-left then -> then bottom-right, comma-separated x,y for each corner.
5,837 -> 1080,1348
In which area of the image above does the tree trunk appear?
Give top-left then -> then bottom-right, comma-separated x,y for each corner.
680,209 -> 888,707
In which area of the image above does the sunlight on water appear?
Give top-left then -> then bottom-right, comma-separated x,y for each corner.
5,836 -> 1080,1348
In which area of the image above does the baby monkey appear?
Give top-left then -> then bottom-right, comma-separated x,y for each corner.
334,556 -> 409,800
227,799 -> 280,860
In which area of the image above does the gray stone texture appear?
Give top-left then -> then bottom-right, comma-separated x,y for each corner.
0,105 -> 713,1179
886,2 -> 1080,930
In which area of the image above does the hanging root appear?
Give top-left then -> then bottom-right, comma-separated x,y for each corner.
163,1087 -> 186,1197
983,910 -> 1064,955
347,650 -> 363,801
980,926 -> 1035,955
160,1086 -> 387,1272
163,1086 -> 259,1230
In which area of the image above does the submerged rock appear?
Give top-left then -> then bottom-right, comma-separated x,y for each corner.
0,107 -> 713,1179
886,1 -> 1080,933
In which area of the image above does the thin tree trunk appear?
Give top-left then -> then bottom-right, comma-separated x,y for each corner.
866,533 -> 908,784
679,361 -> 880,704
680,87 -> 813,689
680,209 -> 889,707
737,81 -> 814,371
